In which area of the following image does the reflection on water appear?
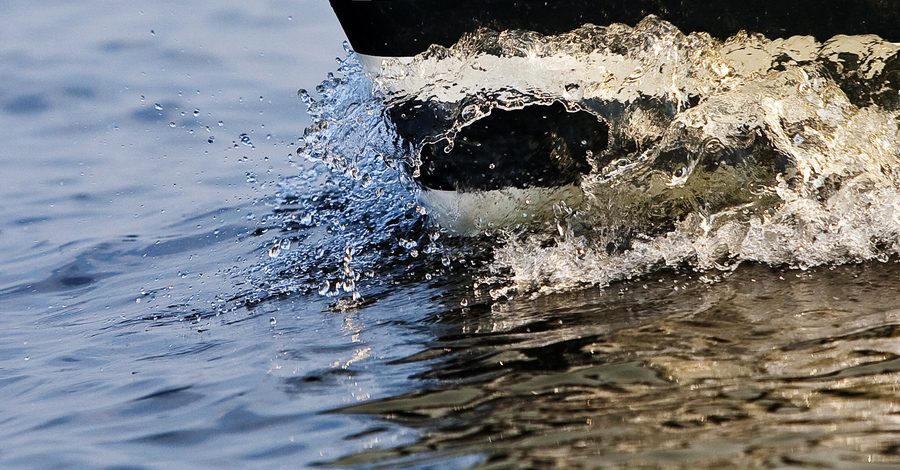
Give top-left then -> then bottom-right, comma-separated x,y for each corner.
331,264 -> 900,468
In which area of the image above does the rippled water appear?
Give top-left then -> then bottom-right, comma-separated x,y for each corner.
3,2 -> 900,469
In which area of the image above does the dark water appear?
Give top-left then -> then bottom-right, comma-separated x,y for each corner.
2,1 -> 900,469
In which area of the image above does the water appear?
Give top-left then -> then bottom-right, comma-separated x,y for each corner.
2,2 -> 899,469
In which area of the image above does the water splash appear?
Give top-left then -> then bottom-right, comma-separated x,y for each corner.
258,17 -> 900,302
240,49 -> 437,307
369,16 -> 900,296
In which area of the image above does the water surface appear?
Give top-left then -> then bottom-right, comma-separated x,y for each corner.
2,2 -> 899,469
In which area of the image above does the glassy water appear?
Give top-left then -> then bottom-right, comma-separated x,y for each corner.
2,2 -> 899,469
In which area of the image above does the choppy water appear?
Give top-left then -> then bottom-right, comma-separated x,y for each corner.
3,2 -> 900,469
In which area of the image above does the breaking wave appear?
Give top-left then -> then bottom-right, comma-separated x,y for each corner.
275,16 -> 900,300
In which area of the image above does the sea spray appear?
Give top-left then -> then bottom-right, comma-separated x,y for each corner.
263,17 -> 900,301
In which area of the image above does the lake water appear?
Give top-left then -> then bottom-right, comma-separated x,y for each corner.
2,1 -> 899,469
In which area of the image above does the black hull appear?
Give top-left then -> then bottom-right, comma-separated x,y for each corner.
330,0 -> 900,57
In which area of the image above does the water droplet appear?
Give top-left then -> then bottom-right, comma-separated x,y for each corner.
217,121 -> 224,127
267,243 -> 281,258
269,317 -> 277,326
168,121 -> 176,128
154,103 -> 164,111
460,298 -> 469,307
207,136 -> 215,144
193,109 -> 200,117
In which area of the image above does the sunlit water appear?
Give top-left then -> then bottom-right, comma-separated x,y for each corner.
2,2 -> 900,469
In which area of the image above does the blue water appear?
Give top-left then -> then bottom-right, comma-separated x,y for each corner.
3,1 -> 900,469
0,1 -> 371,466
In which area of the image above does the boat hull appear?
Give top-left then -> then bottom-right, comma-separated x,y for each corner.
330,0 -> 900,58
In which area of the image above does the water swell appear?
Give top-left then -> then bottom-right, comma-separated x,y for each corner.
283,16 -> 900,299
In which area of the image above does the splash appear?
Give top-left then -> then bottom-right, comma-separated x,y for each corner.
369,16 -> 900,296
277,17 -> 900,300
241,49 -> 438,307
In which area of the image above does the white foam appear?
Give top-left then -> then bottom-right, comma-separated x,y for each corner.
301,17 -> 900,298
